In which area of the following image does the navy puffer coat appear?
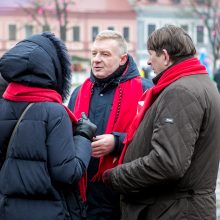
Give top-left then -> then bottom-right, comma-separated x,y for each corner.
0,33 -> 91,220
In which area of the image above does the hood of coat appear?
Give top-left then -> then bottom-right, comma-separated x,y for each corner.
0,32 -> 72,101
124,54 -> 140,81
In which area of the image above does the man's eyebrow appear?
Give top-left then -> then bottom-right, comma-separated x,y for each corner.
91,49 -> 111,53
101,49 -> 112,53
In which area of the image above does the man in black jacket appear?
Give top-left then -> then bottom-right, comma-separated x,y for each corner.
68,30 -> 153,220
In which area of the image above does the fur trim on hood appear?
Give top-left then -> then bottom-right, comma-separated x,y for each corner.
0,32 -> 72,101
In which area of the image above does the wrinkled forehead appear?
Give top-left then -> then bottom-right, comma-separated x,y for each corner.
91,39 -> 121,54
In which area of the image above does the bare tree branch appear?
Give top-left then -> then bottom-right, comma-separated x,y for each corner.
189,0 -> 220,72
19,0 -> 75,41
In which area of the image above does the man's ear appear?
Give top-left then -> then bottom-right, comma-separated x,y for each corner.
120,54 -> 128,65
162,49 -> 172,66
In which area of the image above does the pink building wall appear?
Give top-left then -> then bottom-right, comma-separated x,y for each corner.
0,0 -> 137,60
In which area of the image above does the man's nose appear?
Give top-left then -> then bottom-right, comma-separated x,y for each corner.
93,53 -> 101,62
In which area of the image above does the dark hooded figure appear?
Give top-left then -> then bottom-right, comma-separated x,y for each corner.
0,32 -> 96,220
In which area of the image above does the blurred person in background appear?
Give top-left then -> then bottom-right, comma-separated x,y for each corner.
68,30 -> 153,220
0,32 -> 97,220
103,25 -> 220,220
214,66 -> 220,93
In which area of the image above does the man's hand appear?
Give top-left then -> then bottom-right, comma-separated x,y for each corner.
91,134 -> 115,158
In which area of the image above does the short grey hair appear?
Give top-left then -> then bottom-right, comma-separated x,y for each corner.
95,30 -> 128,55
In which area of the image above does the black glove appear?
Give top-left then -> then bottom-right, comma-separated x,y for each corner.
74,112 -> 97,140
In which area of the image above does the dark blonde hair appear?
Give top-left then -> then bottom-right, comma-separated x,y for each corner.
147,25 -> 196,62
95,30 -> 128,55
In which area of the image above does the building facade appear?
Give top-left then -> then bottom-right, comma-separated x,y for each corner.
0,0 -> 213,72
128,0 -> 211,69
0,0 -> 136,66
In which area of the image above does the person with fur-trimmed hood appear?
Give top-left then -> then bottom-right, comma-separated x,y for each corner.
68,30 -> 153,220
0,32 -> 97,220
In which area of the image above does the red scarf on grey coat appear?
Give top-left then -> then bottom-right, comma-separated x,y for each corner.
74,75 -> 143,201
119,57 -> 208,164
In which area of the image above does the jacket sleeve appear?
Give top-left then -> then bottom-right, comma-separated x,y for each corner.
108,86 -> 204,194
46,107 -> 91,185
68,86 -> 81,111
111,132 -> 126,155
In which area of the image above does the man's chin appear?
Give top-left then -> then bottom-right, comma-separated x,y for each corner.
93,72 -> 107,79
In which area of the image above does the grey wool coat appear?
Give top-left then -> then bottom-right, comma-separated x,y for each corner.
108,74 -> 220,220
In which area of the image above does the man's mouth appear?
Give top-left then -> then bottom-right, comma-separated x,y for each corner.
93,67 -> 103,71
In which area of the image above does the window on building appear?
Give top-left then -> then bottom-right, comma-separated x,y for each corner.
148,24 -> 156,37
42,25 -> 50,32
197,25 -> 204,43
61,26 -> 66,41
197,0 -> 205,4
172,0 -> 181,3
25,25 -> 33,38
73,26 -> 80,42
108,26 -> 114,31
181,25 -> 188,32
123,27 -> 130,42
9,24 -> 16,41
92,26 -> 99,41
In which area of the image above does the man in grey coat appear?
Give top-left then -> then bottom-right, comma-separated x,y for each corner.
103,25 -> 220,220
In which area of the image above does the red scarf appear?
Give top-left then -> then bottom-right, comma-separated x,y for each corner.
3,82 -> 77,122
119,57 -> 208,164
74,75 -> 143,201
